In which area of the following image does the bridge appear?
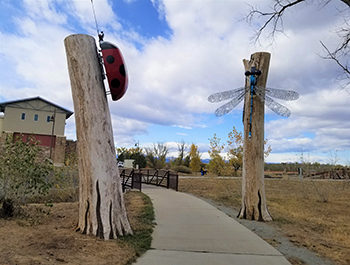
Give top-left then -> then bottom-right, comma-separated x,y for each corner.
120,168 -> 178,192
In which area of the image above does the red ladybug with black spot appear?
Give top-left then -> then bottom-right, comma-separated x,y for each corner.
99,39 -> 128,101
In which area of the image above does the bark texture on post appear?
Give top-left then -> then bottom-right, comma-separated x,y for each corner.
238,52 -> 272,221
64,34 -> 132,239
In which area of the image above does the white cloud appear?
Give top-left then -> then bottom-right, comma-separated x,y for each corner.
69,0 -> 119,33
264,84 -> 350,155
23,0 -> 67,25
0,0 -> 349,164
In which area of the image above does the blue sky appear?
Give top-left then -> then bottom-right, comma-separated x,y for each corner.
0,0 -> 350,165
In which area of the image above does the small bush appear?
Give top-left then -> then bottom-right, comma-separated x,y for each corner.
0,135 -> 53,217
172,165 -> 192,174
1,198 -> 15,217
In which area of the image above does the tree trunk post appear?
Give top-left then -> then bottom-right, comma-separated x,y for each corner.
238,52 -> 272,221
64,34 -> 133,239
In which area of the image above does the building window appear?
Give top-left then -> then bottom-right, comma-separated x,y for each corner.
34,114 -> 38,121
47,116 -> 51,122
21,113 -> 26,120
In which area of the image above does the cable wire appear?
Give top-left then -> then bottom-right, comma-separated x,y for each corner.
91,0 -> 100,36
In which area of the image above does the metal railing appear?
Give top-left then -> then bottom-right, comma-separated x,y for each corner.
120,168 -> 178,192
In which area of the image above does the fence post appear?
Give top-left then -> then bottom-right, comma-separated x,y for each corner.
176,173 -> 179,191
167,171 -> 170,189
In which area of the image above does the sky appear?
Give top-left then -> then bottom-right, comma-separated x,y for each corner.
0,0 -> 349,165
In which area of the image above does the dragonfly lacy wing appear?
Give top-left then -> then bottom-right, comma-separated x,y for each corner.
255,86 -> 299,101
208,87 -> 246,103
264,95 -> 291,117
214,92 -> 245,117
254,87 -> 266,103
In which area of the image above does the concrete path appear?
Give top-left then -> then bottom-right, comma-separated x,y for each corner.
134,185 -> 291,265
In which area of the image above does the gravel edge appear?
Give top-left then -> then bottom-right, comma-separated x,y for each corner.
193,194 -> 335,265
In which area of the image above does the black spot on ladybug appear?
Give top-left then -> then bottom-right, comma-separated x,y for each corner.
106,55 -> 115,64
119,64 -> 126,77
111,78 -> 121,88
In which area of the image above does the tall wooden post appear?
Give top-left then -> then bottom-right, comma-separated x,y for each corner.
238,52 -> 272,221
64,34 -> 132,239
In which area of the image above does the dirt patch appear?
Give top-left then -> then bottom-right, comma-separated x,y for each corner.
0,192 -> 149,265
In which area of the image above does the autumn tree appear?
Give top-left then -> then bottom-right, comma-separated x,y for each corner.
116,147 -> 128,162
129,147 -> 147,168
117,147 -> 147,168
208,129 -> 244,176
189,143 -> 202,172
209,127 -> 272,177
175,140 -> 188,166
145,143 -> 169,169
246,0 -> 350,90
183,155 -> 191,167
227,127 -> 244,175
208,134 -> 226,175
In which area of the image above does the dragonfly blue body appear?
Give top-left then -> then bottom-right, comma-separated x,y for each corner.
246,67 -> 261,138
249,75 -> 256,138
208,67 -> 299,138
249,77 -> 254,138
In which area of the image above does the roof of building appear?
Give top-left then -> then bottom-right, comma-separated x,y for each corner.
0,96 -> 74,119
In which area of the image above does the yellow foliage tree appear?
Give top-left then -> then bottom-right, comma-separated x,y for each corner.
208,134 -> 227,175
208,128 -> 272,176
189,143 -> 201,172
227,127 -> 244,175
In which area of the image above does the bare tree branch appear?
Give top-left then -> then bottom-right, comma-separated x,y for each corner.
246,0 -> 306,42
320,41 -> 350,91
176,140 -> 188,166
246,0 -> 350,91
334,19 -> 350,55
320,41 -> 350,75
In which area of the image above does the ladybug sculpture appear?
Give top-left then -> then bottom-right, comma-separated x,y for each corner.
99,32 -> 128,101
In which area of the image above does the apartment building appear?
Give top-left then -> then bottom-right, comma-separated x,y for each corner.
0,97 -> 74,164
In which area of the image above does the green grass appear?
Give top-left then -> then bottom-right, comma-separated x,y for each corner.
118,192 -> 155,264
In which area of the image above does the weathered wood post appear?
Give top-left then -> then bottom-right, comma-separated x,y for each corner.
238,52 -> 272,221
64,34 -> 132,239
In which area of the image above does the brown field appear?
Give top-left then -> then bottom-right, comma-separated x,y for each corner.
1,176 -> 349,265
0,191 -> 152,265
178,177 -> 350,265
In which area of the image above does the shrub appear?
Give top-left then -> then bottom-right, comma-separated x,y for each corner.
0,135 -> 53,217
172,165 -> 192,174
0,198 -> 15,217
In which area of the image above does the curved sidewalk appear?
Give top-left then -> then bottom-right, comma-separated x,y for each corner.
134,185 -> 291,265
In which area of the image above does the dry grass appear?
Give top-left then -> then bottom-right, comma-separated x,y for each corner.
118,191 -> 155,262
0,191 -> 153,265
179,177 -> 242,210
179,177 -> 350,265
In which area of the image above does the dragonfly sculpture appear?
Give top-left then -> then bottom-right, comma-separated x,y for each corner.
208,67 -> 299,138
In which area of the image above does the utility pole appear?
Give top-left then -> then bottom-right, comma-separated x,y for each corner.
64,34 -> 132,239
49,108 -> 56,160
238,52 -> 272,221
135,140 -> 139,169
